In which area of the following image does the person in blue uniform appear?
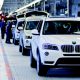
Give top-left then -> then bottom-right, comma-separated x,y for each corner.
5,21 -> 12,43
1,19 -> 6,39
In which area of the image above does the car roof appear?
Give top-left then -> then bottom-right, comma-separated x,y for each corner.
17,18 -> 25,22
25,16 -> 46,21
45,17 -> 80,21
25,10 -> 49,17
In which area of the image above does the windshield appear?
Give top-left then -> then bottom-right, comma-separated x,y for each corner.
25,21 -> 39,30
17,21 -> 25,28
43,21 -> 80,35
13,20 -> 17,25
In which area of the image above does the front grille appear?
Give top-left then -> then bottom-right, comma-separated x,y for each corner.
75,45 -> 80,52
61,45 -> 80,53
61,45 -> 74,53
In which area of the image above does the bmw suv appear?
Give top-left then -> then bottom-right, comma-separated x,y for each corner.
30,17 -> 80,76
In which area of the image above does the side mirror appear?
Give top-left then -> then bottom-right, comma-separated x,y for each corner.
18,26 -> 23,30
32,29 -> 40,35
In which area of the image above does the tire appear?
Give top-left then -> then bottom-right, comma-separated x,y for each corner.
14,38 -> 18,45
37,51 -> 48,76
22,45 -> 26,56
19,45 -> 22,52
30,49 -> 36,68
13,38 -> 14,44
26,49 -> 30,56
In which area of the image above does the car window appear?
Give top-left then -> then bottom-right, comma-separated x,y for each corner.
25,21 -> 39,30
43,21 -> 80,35
43,21 -> 56,34
36,21 -> 43,33
17,21 -> 25,28
13,20 -> 17,26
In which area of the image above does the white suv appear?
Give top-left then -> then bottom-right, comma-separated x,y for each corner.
19,16 -> 45,55
19,11 -> 49,55
13,18 -> 25,45
30,17 -> 80,76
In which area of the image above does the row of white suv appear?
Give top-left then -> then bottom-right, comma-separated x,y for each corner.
30,17 -> 80,76
12,11 -> 80,76
19,16 -> 44,55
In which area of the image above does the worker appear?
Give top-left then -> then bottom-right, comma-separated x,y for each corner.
5,21 -> 12,44
1,18 -> 6,39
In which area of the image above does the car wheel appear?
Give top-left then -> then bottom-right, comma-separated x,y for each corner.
22,45 -> 26,56
27,48 -> 30,56
14,38 -> 18,45
37,51 -> 48,76
30,49 -> 36,68
19,45 -> 22,52
13,38 -> 14,43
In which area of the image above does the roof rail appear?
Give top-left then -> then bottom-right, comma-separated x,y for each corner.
25,11 -> 49,17
17,14 -> 24,18
6,16 -> 17,20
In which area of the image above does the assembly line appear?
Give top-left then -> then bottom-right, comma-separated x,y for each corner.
1,32 -> 80,80
1,0 -> 80,80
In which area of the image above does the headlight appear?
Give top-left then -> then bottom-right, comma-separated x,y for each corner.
25,36 -> 32,39
42,43 -> 59,50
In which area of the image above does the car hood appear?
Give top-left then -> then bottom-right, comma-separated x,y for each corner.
41,35 -> 80,45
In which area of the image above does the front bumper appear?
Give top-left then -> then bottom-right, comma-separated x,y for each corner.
40,50 -> 80,67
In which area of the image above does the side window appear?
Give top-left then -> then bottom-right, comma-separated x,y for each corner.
22,21 -> 25,29
37,21 -> 43,33
43,21 -> 56,35
18,21 -> 25,27
25,22 -> 30,30
43,22 -> 49,34
25,21 -> 39,30
17,21 -> 25,30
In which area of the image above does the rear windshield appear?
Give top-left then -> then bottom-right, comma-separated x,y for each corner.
43,21 -> 80,35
